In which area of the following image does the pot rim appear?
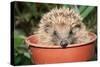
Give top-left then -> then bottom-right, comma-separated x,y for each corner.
25,32 -> 97,49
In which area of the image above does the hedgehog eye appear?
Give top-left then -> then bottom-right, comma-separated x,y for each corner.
53,31 -> 60,39
53,31 -> 57,35
69,30 -> 73,34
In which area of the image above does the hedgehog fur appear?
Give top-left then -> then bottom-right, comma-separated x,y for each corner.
34,7 -> 91,47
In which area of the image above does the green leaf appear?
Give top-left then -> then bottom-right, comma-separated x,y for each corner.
26,3 -> 37,17
24,52 -> 31,59
14,37 -> 23,47
72,5 -> 80,14
14,30 -> 26,47
80,6 -> 95,19
14,55 -> 21,65
79,6 -> 87,14
63,4 -> 70,8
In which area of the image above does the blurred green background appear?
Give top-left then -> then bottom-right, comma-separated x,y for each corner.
13,1 -> 97,65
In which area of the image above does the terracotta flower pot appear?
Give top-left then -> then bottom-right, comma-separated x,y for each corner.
25,32 -> 96,64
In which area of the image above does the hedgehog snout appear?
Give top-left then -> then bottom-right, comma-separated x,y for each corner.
60,40 -> 68,48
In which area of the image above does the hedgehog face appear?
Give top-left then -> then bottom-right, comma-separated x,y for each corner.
44,21 -> 82,48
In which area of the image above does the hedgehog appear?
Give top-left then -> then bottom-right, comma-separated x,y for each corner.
35,7 -> 91,48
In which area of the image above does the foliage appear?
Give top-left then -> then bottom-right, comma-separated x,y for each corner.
14,30 -> 32,65
13,2 -> 97,65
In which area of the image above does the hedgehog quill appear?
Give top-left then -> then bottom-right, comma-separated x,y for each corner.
35,7 -> 91,48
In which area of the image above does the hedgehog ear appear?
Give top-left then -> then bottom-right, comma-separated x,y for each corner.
74,24 -> 81,28
72,24 -> 81,33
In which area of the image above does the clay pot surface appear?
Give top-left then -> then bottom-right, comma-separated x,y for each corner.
25,32 -> 96,64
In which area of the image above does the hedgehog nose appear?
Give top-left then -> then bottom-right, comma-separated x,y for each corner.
60,40 -> 68,48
